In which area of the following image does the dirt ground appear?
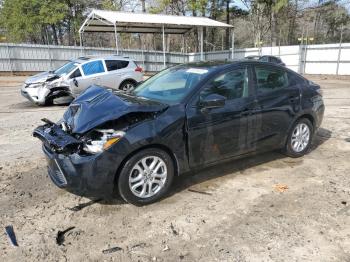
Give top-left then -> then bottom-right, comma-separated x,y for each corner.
0,75 -> 349,262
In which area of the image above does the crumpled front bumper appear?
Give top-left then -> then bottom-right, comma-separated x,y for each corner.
21,84 -> 50,105
33,123 -> 118,198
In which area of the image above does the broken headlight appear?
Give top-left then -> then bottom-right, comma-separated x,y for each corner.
83,129 -> 125,154
49,81 -> 69,88
28,83 -> 45,89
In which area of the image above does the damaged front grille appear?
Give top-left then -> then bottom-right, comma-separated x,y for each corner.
33,119 -> 82,154
48,160 -> 68,186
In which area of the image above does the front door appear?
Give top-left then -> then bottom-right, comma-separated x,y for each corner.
76,60 -> 106,94
186,66 -> 256,167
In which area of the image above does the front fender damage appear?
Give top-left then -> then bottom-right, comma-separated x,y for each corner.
33,86 -> 168,154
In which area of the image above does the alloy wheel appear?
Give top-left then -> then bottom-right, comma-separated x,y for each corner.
128,156 -> 167,198
291,123 -> 310,153
121,83 -> 135,92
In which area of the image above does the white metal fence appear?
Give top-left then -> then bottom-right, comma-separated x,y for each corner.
0,42 -> 349,75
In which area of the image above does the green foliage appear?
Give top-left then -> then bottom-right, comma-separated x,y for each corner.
0,0 -> 41,41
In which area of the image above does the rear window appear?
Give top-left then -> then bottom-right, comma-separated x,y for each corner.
270,57 -> 281,63
105,60 -> 129,71
259,56 -> 269,62
82,60 -> 105,76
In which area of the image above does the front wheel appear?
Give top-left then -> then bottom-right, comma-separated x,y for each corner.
119,80 -> 136,92
284,118 -> 313,158
117,148 -> 174,206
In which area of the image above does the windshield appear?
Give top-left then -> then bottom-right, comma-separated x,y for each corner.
132,66 -> 210,104
54,62 -> 78,76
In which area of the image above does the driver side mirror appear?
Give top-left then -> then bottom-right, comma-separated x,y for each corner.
200,94 -> 226,109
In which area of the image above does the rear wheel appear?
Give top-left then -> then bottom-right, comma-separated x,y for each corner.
284,118 -> 313,158
118,148 -> 174,205
119,80 -> 136,92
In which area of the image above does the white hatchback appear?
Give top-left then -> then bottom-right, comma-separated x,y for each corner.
21,55 -> 143,105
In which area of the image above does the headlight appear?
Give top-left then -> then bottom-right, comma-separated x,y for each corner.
83,129 -> 125,154
50,81 -> 69,88
28,83 -> 45,89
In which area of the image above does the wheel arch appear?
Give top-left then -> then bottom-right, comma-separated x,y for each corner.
297,113 -> 315,128
284,112 -> 315,147
114,143 -> 180,187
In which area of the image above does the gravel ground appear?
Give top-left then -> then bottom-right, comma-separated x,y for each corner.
0,75 -> 349,262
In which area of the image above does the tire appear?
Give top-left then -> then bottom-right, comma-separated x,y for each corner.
119,80 -> 136,92
42,97 -> 53,106
284,118 -> 313,158
117,148 -> 174,206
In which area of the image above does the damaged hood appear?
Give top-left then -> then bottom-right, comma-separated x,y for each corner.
63,85 -> 168,134
25,71 -> 59,85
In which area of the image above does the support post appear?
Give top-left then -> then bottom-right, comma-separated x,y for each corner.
79,32 -> 83,56
303,27 -> 309,74
162,25 -> 166,68
114,23 -> 119,55
200,27 -> 204,61
182,34 -> 185,53
231,29 -> 234,60
336,25 -> 344,75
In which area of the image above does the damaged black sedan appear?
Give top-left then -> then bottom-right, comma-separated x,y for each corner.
33,61 -> 324,205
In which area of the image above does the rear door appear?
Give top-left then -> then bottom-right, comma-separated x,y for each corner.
100,60 -> 130,89
249,64 -> 301,151
76,60 -> 105,93
186,65 -> 257,167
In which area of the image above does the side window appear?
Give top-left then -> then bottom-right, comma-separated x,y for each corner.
119,60 -> 129,69
105,60 -> 129,71
255,66 -> 288,94
288,72 -> 304,86
82,60 -> 105,76
200,68 -> 249,101
69,68 -> 82,79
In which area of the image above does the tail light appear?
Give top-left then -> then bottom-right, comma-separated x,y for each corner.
135,66 -> 143,73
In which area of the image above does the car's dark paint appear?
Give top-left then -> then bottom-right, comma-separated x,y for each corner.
33,60 -> 324,198
245,55 -> 286,67
63,85 -> 168,134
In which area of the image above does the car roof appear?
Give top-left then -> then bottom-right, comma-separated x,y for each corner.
177,59 -> 284,71
72,55 -> 131,64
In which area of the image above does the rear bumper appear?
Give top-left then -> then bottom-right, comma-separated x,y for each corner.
313,97 -> 325,131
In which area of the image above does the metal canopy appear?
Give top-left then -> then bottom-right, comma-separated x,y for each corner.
79,9 -> 234,67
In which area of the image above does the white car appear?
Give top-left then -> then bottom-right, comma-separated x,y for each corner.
21,55 -> 143,105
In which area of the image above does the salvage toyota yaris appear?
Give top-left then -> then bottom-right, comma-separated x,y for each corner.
33,60 -> 324,205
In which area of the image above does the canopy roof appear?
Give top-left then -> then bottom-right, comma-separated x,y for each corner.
79,9 -> 233,34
